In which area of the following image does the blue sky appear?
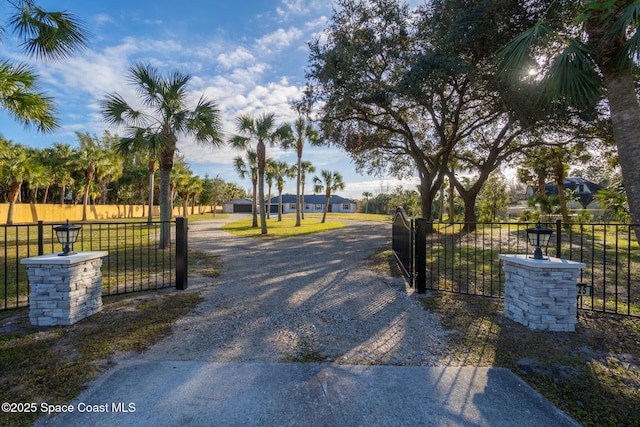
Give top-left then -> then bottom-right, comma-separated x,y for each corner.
0,0 -> 419,199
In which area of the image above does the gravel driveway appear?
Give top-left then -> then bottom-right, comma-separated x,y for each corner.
144,217 -> 449,366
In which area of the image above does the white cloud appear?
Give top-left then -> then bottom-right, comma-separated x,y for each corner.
94,13 -> 114,26
276,0 -> 328,20
256,27 -> 303,54
216,47 -> 255,69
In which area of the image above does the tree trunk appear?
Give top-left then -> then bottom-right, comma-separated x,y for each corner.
42,185 -> 49,203
602,70 -> 640,243
418,175 -> 435,233
461,192 -> 478,232
82,164 -> 95,222
301,178 -> 306,220
438,184 -> 444,222
251,179 -> 258,228
322,192 -> 330,223
278,190 -> 283,221
60,183 -> 66,204
555,160 -> 570,227
267,183 -> 272,220
295,155 -> 302,226
448,178 -> 455,225
257,140 -> 268,235
6,181 -> 21,225
140,187 -> 146,218
158,167 -> 172,249
148,162 -> 156,224
586,12 -> 640,243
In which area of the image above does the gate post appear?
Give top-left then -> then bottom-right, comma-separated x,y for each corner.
176,217 -> 188,290
555,219 -> 562,258
414,218 -> 427,294
37,221 -> 44,256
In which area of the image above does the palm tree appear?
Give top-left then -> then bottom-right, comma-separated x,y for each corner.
170,158 -> 192,217
49,143 -> 75,204
101,63 -> 224,248
273,161 -> 296,221
75,133 -> 100,221
230,112 -> 293,235
313,170 -> 346,224
233,150 -> 259,227
0,141 -> 31,224
362,191 -> 373,213
0,2 -> 86,133
113,128 -> 160,223
497,1 -> 640,241
299,160 -> 316,220
265,160 -> 276,219
25,147 -> 48,203
291,113 -> 319,226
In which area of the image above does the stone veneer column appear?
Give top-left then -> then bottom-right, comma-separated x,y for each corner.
499,254 -> 586,332
21,251 -> 108,326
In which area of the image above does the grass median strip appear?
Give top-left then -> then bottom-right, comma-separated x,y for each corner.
221,218 -> 346,239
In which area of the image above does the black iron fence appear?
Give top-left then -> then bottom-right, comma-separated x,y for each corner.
392,215 -> 640,317
1,218 -> 188,311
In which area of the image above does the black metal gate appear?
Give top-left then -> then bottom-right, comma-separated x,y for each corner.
392,207 -> 413,284
391,207 -> 427,294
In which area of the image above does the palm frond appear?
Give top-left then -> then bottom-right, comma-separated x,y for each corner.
0,60 -> 58,132
542,39 -> 602,108
495,22 -> 557,78
9,2 -> 88,61
230,134 -> 251,149
605,1 -> 640,44
603,1 -> 640,69
101,93 -> 147,127
187,97 -> 225,147
128,63 -> 162,106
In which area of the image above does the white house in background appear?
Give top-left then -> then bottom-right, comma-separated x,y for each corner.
267,194 -> 357,214
222,198 -> 253,213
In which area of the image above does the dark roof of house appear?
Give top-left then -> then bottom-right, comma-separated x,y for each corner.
545,177 -> 602,208
268,194 -> 355,204
223,198 -> 253,205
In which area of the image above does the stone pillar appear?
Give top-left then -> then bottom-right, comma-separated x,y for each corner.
21,251 -> 108,326
499,254 -> 586,332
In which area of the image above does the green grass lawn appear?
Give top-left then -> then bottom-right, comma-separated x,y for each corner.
221,216 -> 347,239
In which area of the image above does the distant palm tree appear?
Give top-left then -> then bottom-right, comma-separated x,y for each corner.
0,1 -> 87,133
189,176 -> 203,215
362,191 -> 373,213
273,161 -> 296,221
0,141 -> 31,224
113,127 -> 160,223
233,150 -> 258,227
101,63 -> 224,248
230,112 -> 292,234
292,113 -> 319,226
313,170 -> 345,224
49,143 -> 76,204
265,160 -> 276,219
299,160 -> 316,220
25,147 -> 48,203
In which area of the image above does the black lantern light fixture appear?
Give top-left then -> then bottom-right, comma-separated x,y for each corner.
526,221 -> 553,260
53,220 -> 82,256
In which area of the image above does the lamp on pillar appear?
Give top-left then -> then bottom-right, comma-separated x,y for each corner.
526,221 -> 553,260
53,220 -> 82,256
